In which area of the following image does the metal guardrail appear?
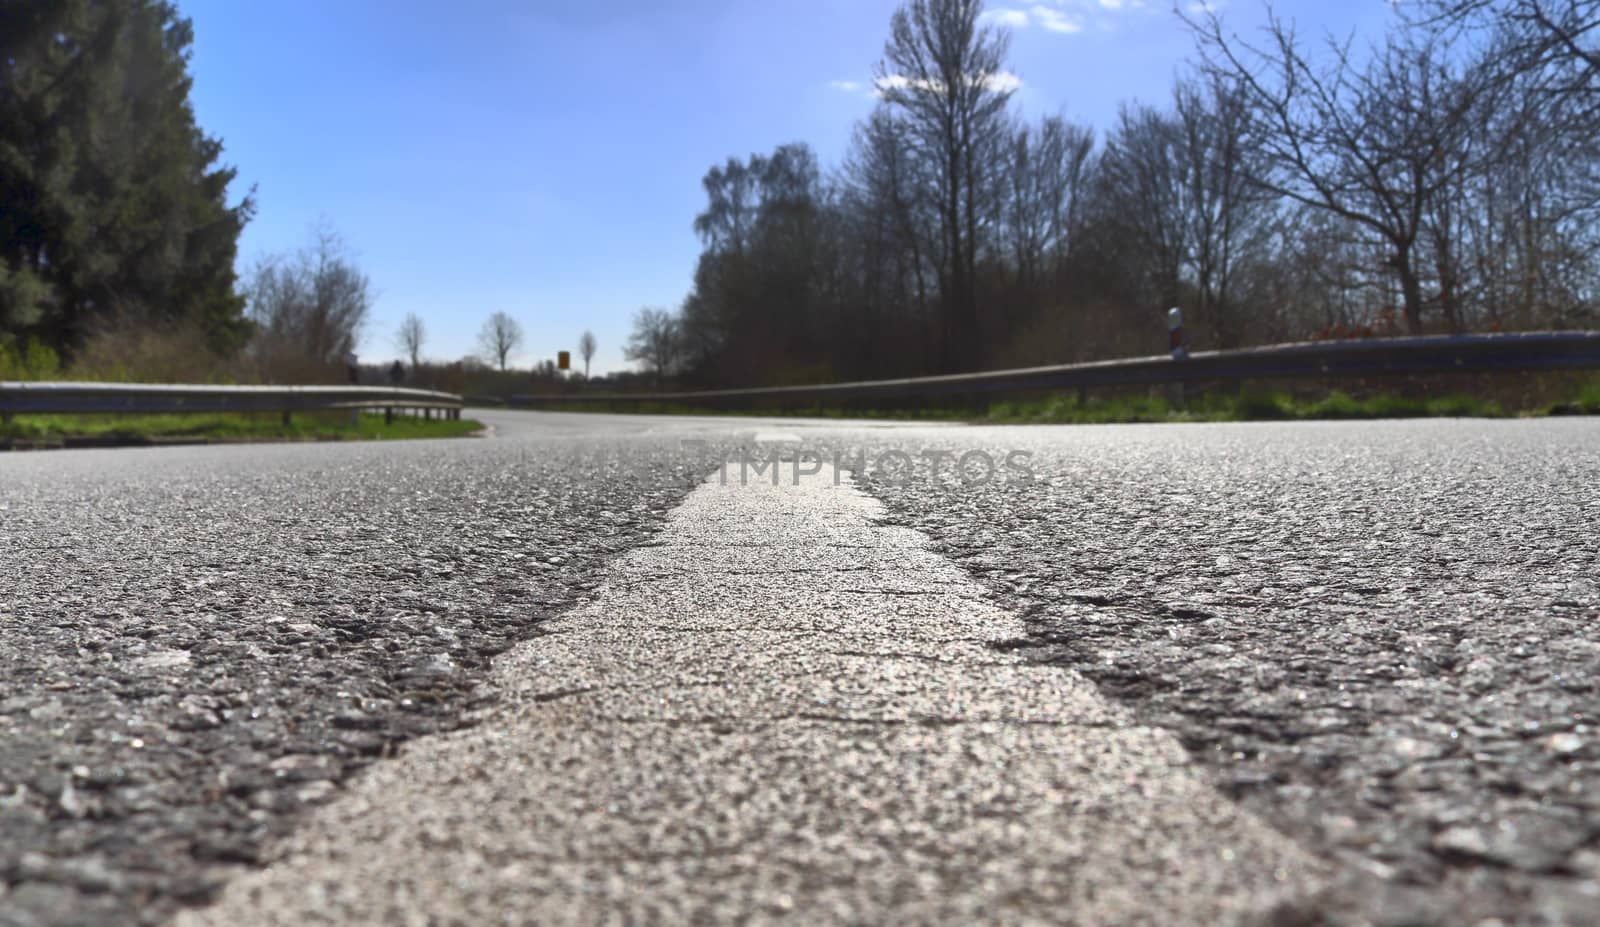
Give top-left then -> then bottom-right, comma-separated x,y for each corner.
511,332 -> 1600,409
0,382 -> 466,423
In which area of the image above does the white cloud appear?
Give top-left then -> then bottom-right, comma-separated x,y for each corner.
884,1 -> 1159,48
828,80 -> 863,92
873,74 -> 915,96
989,0 -> 1155,37
873,71 -> 1023,98
984,72 -> 1024,94
1030,5 -> 1084,33
981,8 -> 1032,27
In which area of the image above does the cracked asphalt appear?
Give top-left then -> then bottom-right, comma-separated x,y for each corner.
3,410 -> 1598,925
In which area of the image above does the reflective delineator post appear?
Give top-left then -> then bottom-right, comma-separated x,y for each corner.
1167,306 -> 1187,409
1167,307 -> 1188,360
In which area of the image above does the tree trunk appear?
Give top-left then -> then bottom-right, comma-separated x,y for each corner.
944,149 -> 963,374
1395,246 -> 1425,336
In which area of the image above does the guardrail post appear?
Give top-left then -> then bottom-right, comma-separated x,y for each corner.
282,410 -> 292,427
385,406 -> 394,425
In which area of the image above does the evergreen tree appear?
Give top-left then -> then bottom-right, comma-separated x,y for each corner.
0,0 -> 252,355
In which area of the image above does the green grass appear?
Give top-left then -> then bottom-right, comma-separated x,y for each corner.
525,380 -> 1600,424
985,390 -> 1509,424
1,411 -> 483,445
1554,378 -> 1600,415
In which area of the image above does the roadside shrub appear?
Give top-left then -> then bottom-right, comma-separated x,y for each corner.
1568,379 -> 1600,414
1360,394 -> 1430,418
988,400 -> 1022,420
1426,395 -> 1502,417
0,337 -> 62,380
68,320 -> 241,383
1231,391 -> 1295,419
1080,394 -> 1170,423
1302,391 -> 1364,419
243,349 -> 345,385
1038,394 -> 1082,420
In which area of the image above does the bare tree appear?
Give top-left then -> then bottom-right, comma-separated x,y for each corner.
1099,102 -> 1191,313
1191,10 -> 1502,333
624,307 -> 680,385
1001,121 -> 1050,291
1173,77 -> 1277,347
477,311 -> 523,371
1419,0 -> 1600,330
394,312 -> 425,369
877,0 -> 1015,371
659,0 -> 1598,385
1425,1 -> 1598,89
577,329 -> 597,377
1033,115 -> 1096,272
843,108 -> 941,372
247,224 -> 372,381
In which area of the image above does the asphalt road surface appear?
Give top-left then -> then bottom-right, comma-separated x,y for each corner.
2,409 -> 1597,926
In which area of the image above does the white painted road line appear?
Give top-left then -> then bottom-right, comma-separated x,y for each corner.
179,466 -> 1326,925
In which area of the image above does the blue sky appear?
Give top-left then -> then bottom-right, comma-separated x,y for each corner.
182,0 -> 1399,374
